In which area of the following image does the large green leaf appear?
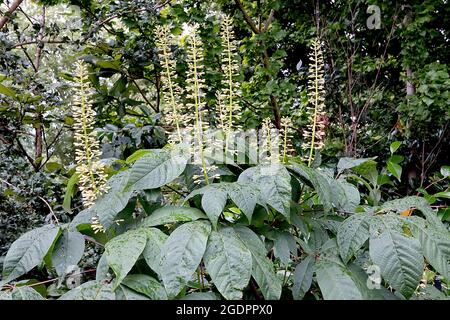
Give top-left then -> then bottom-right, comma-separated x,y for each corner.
271,231 -> 297,266
203,228 -> 252,300
2,225 -> 60,283
126,149 -> 188,191
292,255 -> 315,300
160,221 -> 211,298
104,229 -> 147,289
227,182 -> 258,222
122,274 -> 167,300
142,227 -> 168,277
52,230 -> 85,278
408,218 -> 450,278
315,240 -> 363,300
337,214 -> 370,263
140,206 -> 207,227
369,227 -> 423,298
95,171 -> 135,228
201,186 -> 228,229
239,164 -> 292,220
289,163 -> 333,212
59,281 -> 115,300
233,226 -> 282,300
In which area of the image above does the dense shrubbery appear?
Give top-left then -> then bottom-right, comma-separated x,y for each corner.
0,0 -> 448,300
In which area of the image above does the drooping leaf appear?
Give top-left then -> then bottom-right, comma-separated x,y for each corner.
337,214 -> 370,263
315,239 -> 363,300
369,227 -> 423,298
95,171 -> 134,228
2,225 -> 60,283
337,157 -> 377,174
239,164 -> 292,220
408,218 -> 450,279
140,206 -> 207,227
292,255 -> 315,300
96,254 -> 110,281
160,221 -> 211,298
289,163 -> 333,212
201,186 -> 228,229
203,228 -> 252,300
387,161 -> 402,182
233,226 -> 282,300
62,172 -> 80,213
104,229 -> 147,289
271,231 -> 297,266
142,227 -> 168,277
122,274 -> 167,300
227,182 -> 258,222
52,230 -> 85,278
59,281 -> 115,300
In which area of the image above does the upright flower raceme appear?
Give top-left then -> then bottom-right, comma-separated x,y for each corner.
216,15 -> 241,154
302,37 -> 327,166
155,25 -> 187,144
72,60 -> 108,232
185,24 -> 212,184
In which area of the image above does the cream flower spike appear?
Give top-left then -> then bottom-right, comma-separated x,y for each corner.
72,60 -> 108,232
217,15 -> 241,154
302,37 -> 327,166
155,25 -> 187,144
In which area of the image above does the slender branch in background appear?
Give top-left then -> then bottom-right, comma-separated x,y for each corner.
131,78 -> 158,112
0,0 -> 24,30
234,0 -> 260,34
37,195 -> 59,225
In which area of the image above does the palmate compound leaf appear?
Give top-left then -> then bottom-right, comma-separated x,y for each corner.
52,229 -> 85,278
233,226 -> 282,300
289,162 -> 333,212
369,220 -> 423,298
2,224 -> 60,283
104,228 -> 148,289
238,164 -> 292,221
160,221 -> 211,298
337,214 -> 371,263
59,280 -> 115,300
292,255 -> 315,300
125,148 -> 188,191
315,239 -> 364,300
407,217 -> 450,279
203,227 -> 252,300
185,182 -> 258,225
